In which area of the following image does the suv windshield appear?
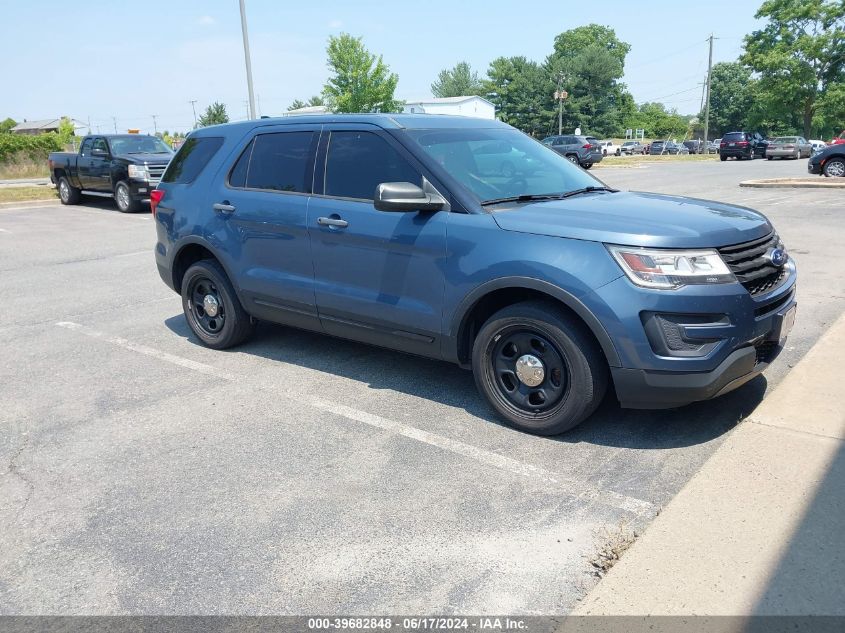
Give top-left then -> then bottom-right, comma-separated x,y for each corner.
407,128 -> 600,204
109,136 -> 173,155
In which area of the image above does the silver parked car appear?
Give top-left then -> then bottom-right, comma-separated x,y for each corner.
766,136 -> 813,160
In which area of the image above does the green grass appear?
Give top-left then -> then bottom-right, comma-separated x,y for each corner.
595,153 -> 719,168
0,186 -> 58,203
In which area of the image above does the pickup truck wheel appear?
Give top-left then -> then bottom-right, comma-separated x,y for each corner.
58,177 -> 80,205
114,181 -> 141,213
472,301 -> 607,436
182,259 -> 254,349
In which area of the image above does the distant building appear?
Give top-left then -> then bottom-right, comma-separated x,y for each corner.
11,118 -> 87,135
402,96 -> 495,120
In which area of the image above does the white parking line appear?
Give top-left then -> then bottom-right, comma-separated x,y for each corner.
55,321 -> 238,381
55,321 -> 655,516
0,228 -> 8,233
113,250 -> 152,258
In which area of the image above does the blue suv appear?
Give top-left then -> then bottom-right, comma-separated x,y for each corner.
152,115 -> 797,435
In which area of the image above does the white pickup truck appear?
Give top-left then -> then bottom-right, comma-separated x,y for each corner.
597,140 -> 621,156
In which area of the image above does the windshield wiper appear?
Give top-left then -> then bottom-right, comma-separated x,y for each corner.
481,193 -> 567,206
558,186 -> 618,199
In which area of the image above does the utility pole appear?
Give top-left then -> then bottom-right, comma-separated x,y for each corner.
189,100 -> 198,126
556,72 -> 564,135
87,116 -> 92,135
112,117 -> 118,133
239,0 -> 257,120
702,34 -> 715,154
151,115 -> 158,134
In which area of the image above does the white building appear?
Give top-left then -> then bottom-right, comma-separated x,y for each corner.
402,96 -> 495,120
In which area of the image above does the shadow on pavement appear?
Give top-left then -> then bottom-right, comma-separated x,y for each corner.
165,316 -> 764,450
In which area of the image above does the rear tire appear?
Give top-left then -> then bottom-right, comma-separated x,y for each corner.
114,181 -> 141,213
181,259 -> 255,349
720,155 -> 727,161
58,176 -> 81,205
472,301 -> 607,436
582,163 -> 592,170
767,156 -> 773,161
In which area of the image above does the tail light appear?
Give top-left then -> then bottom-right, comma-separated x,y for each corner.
720,142 -> 726,147
736,141 -> 749,146
150,189 -> 164,216
583,143 -> 592,149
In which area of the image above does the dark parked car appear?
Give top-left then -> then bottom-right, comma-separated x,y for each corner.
808,143 -> 845,177
540,134 -> 603,169
48,134 -> 173,212
719,132 -> 768,161
648,140 -> 670,155
666,141 -> 689,155
153,114 -> 796,436
620,141 -> 645,155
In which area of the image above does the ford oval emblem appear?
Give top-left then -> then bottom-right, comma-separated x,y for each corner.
768,248 -> 788,267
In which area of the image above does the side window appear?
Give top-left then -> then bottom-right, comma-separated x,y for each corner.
162,136 -> 224,184
324,131 -> 420,201
80,138 -> 93,157
228,139 -> 254,188
244,132 -> 314,192
93,138 -> 108,154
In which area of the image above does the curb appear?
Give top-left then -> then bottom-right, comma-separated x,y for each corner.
740,178 -> 845,188
565,314 -> 845,619
0,199 -> 60,209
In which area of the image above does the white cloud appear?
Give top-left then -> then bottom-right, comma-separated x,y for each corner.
328,19 -> 343,29
198,15 -> 215,26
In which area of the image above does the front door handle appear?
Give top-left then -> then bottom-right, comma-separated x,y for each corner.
213,202 -> 236,214
317,216 -> 348,228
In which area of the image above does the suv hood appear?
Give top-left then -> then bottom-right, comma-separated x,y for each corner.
491,191 -> 772,248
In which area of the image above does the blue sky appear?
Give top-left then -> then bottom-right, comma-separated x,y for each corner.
0,0 -> 762,135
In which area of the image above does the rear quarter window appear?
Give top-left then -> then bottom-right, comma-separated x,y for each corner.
162,136 -> 224,184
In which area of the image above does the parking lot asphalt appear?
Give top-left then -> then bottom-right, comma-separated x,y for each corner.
1,157 -> 843,615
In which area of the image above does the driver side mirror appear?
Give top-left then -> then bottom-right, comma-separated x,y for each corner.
374,182 -> 446,212
91,148 -> 108,157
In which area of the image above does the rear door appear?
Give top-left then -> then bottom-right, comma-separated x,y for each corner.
308,124 -> 448,358
208,123 -> 321,331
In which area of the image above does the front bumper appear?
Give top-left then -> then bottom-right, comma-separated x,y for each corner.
127,179 -> 160,202
808,161 -> 822,175
588,261 -> 797,409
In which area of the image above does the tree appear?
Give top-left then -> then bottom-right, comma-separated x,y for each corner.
323,33 -> 400,113
484,56 -> 554,137
431,61 -> 483,98
287,95 -> 325,111
624,102 -> 689,139
701,62 -> 756,138
197,102 -> 229,127
0,117 -> 16,134
547,25 -> 632,137
741,0 -> 845,138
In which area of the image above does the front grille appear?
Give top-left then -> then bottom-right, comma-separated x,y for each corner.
147,164 -> 167,185
718,232 -> 787,296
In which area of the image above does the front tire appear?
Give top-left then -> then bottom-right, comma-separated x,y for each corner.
114,181 -> 141,213
823,158 -> 845,177
181,259 -> 255,349
566,154 -> 579,165
720,155 -> 727,161
472,301 -> 607,435
58,176 -> 81,205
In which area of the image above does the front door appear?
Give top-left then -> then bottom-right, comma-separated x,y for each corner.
207,124 -> 321,331
309,126 -> 448,359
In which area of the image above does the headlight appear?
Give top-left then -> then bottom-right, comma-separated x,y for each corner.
607,245 -> 735,289
128,164 -> 149,180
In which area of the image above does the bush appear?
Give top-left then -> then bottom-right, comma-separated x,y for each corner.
0,132 -> 64,162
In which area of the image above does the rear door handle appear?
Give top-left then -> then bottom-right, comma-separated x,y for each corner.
317,216 -> 348,228
213,202 -> 236,214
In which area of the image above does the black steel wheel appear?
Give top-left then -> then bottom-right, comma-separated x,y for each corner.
472,301 -> 607,435
181,259 -> 254,349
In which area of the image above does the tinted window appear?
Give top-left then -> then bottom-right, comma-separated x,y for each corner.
228,140 -> 253,188
162,136 -> 224,184
80,138 -> 93,156
325,131 -> 420,200
722,132 -> 745,141
93,138 -> 108,153
244,132 -> 313,192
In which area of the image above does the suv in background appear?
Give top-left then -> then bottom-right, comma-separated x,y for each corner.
153,114 -> 796,437
719,132 -> 768,161
541,135 -> 603,169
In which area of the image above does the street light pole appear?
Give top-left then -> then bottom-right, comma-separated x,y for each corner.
239,0 -> 257,120
189,100 -> 198,127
